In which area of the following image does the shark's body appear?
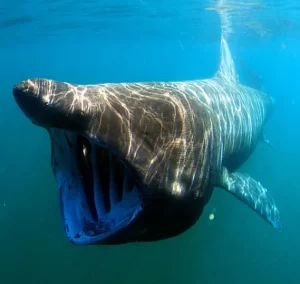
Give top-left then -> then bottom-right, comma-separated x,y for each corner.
13,13 -> 281,245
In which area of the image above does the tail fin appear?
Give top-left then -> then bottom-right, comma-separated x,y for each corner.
207,0 -> 238,83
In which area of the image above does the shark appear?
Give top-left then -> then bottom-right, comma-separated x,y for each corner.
12,3 -> 281,245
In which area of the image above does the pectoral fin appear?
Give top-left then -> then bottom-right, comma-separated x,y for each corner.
218,167 -> 281,231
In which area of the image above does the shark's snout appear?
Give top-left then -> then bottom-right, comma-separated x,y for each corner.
13,80 -> 41,124
13,84 -> 26,99
13,79 -> 39,93
13,79 -> 88,131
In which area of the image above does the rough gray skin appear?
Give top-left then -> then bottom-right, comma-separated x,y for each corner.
13,37 -> 281,245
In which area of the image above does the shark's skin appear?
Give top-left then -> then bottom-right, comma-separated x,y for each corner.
13,35 -> 281,244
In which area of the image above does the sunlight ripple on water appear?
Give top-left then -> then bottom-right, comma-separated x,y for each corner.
1,0 -> 300,46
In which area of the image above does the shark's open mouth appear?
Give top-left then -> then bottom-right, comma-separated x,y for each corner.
49,129 -> 143,245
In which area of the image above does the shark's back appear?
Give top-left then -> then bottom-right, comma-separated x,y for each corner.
193,76 -> 273,171
190,36 -> 274,171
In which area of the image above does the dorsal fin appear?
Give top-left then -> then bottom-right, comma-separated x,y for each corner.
213,0 -> 239,83
215,36 -> 238,83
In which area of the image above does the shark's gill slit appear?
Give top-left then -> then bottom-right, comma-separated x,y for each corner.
109,153 -> 124,204
123,168 -> 135,193
95,146 -> 111,213
76,135 -> 98,222
65,133 -> 73,148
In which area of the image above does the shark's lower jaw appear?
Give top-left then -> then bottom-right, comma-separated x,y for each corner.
49,129 -> 143,245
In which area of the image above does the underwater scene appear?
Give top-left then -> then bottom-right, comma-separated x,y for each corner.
1,0 -> 300,283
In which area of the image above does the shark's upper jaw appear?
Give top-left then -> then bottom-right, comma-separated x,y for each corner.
50,129 -> 143,245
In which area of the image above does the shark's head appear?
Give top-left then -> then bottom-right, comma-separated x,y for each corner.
13,78 -> 214,245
